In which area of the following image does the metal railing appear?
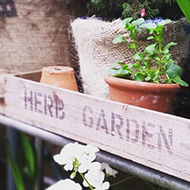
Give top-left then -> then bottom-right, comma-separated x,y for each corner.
0,114 -> 189,190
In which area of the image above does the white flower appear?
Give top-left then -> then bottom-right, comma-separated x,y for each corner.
54,142 -> 99,173
101,163 -> 118,178
54,142 -> 83,171
83,170 -> 110,190
85,144 -> 99,160
88,162 -> 101,174
46,179 -> 82,190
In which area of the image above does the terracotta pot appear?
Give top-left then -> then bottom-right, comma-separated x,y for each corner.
40,66 -> 78,91
104,74 -> 181,113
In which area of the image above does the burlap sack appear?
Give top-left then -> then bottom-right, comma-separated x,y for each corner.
0,0 -> 87,94
71,17 -> 190,99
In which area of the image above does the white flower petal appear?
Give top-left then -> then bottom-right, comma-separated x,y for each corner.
64,162 -> 73,171
88,162 -> 101,174
78,163 -> 88,173
101,162 -> 118,177
85,145 -> 99,154
46,179 -> 82,190
96,171 -> 105,184
84,171 -> 98,187
102,181 -> 110,189
88,152 -> 96,162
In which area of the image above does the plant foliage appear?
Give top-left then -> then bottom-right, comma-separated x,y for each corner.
87,0 -> 176,19
176,0 -> 190,23
8,133 -> 37,190
108,18 -> 188,87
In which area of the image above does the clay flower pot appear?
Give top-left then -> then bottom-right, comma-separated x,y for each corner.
40,66 -> 78,91
104,74 -> 181,113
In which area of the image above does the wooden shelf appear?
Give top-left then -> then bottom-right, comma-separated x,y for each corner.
3,70 -> 190,183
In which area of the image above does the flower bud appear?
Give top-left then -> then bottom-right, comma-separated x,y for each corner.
141,8 -> 146,17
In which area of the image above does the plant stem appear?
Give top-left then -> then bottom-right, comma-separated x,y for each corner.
158,40 -> 162,72
110,176 -> 136,187
132,36 -> 138,53
80,173 -> 94,190
143,180 -> 156,190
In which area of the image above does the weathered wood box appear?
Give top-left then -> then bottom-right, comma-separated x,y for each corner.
4,71 -> 190,182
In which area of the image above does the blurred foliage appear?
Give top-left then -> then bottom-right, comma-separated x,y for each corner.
86,0 -> 180,19
176,0 -> 190,23
8,133 -> 37,190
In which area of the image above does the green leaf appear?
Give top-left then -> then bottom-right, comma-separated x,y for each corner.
114,61 -> 125,67
123,17 -> 133,26
8,146 -> 25,190
176,0 -> 190,23
145,76 -> 152,81
167,58 -> 174,64
107,68 -> 131,78
140,23 -> 157,29
172,76 -> 189,87
164,42 -> 177,50
151,70 -> 159,82
133,73 -> 145,81
131,18 -> 144,26
166,63 -> 183,78
162,49 -> 169,54
133,52 -> 142,60
147,36 -> 155,40
164,53 -> 172,60
127,25 -> 135,32
112,35 -> 126,44
128,43 -> 136,49
157,19 -> 171,26
21,134 -> 37,183
145,44 -> 156,54
132,62 -> 141,70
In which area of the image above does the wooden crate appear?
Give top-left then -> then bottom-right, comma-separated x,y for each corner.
4,70 -> 190,182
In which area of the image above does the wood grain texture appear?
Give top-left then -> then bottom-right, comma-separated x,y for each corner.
4,72 -> 190,182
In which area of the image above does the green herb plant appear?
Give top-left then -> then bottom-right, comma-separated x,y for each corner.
108,17 -> 189,87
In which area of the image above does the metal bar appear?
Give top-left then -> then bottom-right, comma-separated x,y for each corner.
0,114 -> 189,190
7,127 -> 20,190
96,152 -> 190,190
34,138 -> 44,190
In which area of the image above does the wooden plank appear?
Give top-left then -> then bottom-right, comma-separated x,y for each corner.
4,73 -> 190,182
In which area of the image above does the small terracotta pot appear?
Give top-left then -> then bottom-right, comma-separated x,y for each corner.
40,66 -> 78,91
104,74 -> 181,113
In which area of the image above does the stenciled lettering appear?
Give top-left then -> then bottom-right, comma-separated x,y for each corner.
83,106 -> 93,128
126,119 -> 130,141
142,122 -> 155,150
130,120 -> 139,143
96,109 -> 109,134
46,95 -> 53,117
25,89 -> 33,111
24,89 -> 65,120
158,126 -> 173,154
111,112 -> 123,139
34,92 -> 42,114
54,93 -> 65,120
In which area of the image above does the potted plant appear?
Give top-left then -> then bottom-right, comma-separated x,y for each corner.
104,17 -> 189,113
